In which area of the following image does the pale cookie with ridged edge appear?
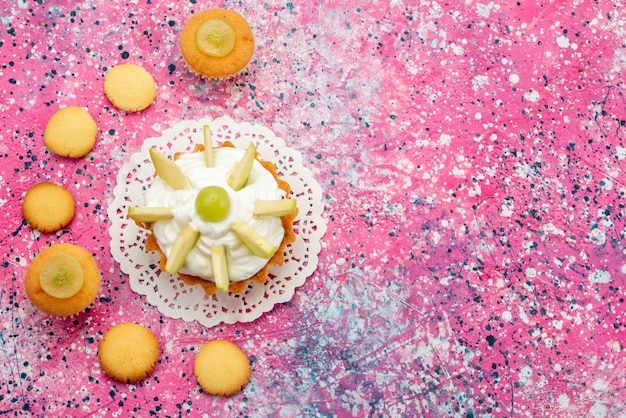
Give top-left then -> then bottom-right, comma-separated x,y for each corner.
23,182 -> 75,233
194,340 -> 251,396
25,243 -> 101,316
44,106 -> 98,158
104,63 -> 156,112
98,322 -> 160,383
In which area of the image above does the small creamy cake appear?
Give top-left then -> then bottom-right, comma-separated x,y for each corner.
129,126 -> 297,295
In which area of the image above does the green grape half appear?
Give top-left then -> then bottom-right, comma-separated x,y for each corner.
39,254 -> 85,299
195,186 -> 231,222
195,19 -> 236,57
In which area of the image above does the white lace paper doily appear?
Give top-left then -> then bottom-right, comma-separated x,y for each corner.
108,116 -> 326,327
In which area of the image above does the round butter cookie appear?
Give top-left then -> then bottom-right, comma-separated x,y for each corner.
180,9 -> 255,79
194,340 -> 251,396
104,63 -> 156,112
44,106 -> 97,158
98,322 -> 160,383
25,243 -> 101,316
23,182 -> 75,233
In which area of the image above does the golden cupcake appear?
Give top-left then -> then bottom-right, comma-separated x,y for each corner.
25,243 -> 101,316
179,9 -> 255,79
128,125 -> 297,295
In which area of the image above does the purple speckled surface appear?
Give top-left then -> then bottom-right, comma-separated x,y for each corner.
2,0 -> 626,416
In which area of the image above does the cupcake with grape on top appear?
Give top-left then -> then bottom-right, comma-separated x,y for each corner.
179,9 -> 255,79
25,243 -> 101,316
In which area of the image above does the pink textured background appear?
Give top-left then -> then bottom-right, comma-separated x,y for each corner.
1,0 -> 626,416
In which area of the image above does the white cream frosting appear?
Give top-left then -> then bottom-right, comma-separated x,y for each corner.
144,147 -> 286,282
